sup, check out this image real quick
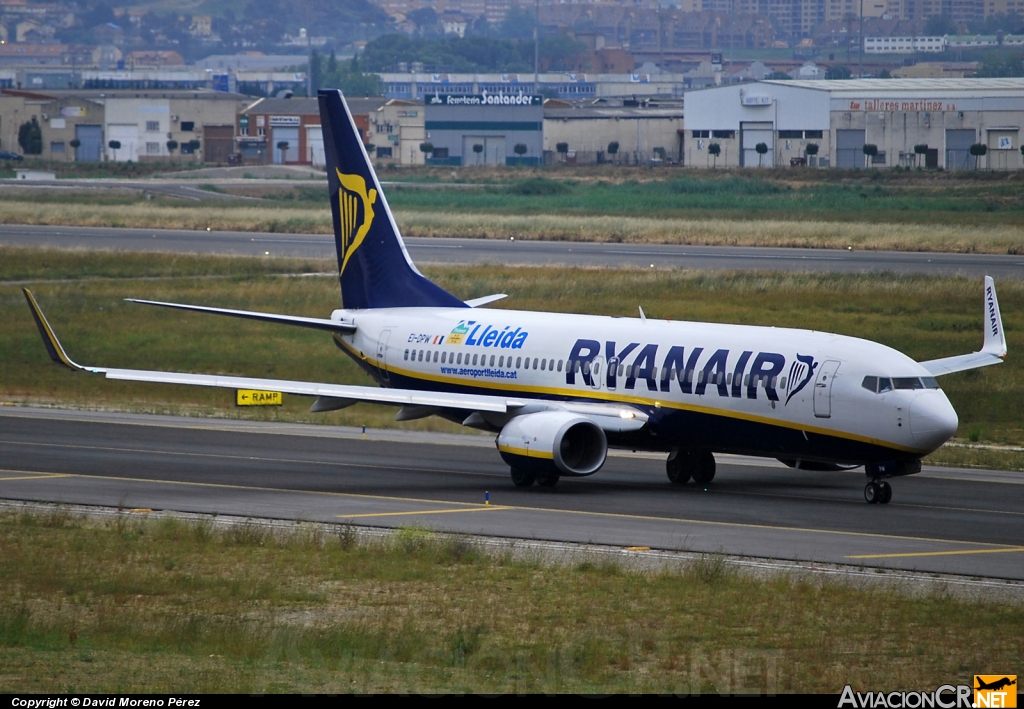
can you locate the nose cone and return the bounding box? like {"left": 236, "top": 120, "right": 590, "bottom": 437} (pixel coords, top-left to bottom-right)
{"left": 909, "top": 393, "right": 958, "bottom": 451}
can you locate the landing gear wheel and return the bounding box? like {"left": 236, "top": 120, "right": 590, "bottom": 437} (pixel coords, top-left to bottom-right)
{"left": 691, "top": 450, "right": 716, "bottom": 485}
{"left": 879, "top": 481, "right": 892, "bottom": 504}
{"left": 536, "top": 471, "right": 560, "bottom": 487}
{"left": 510, "top": 467, "right": 536, "bottom": 487}
{"left": 864, "top": 480, "right": 881, "bottom": 504}
{"left": 666, "top": 451, "right": 691, "bottom": 484}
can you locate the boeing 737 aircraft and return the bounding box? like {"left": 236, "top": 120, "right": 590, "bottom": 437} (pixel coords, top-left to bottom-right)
{"left": 24, "top": 89, "right": 1008, "bottom": 504}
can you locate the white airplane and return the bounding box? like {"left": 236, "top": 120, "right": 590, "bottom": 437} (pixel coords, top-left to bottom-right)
{"left": 24, "top": 90, "right": 1008, "bottom": 504}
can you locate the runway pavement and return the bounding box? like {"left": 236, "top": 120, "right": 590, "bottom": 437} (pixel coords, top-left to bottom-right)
{"left": 2, "top": 224, "right": 1022, "bottom": 279}
{"left": 1, "top": 407, "right": 1021, "bottom": 581}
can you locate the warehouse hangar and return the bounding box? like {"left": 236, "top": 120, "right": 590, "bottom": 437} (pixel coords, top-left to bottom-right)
{"left": 424, "top": 92, "right": 543, "bottom": 167}
{"left": 684, "top": 78, "right": 1024, "bottom": 171}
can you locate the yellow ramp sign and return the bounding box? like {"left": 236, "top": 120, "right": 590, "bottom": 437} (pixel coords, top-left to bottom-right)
{"left": 236, "top": 389, "right": 283, "bottom": 406}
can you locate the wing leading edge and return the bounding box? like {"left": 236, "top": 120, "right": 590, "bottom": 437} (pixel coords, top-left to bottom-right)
{"left": 919, "top": 276, "right": 1008, "bottom": 377}
{"left": 23, "top": 289, "right": 648, "bottom": 431}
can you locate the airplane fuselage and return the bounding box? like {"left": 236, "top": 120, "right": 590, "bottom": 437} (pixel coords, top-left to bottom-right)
{"left": 335, "top": 307, "right": 959, "bottom": 466}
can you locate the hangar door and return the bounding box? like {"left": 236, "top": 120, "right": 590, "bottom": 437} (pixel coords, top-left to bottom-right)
{"left": 945, "top": 129, "right": 977, "bottom": 170}
{"left": 203, "top": 125, "right": 234, "bottom": 164}
{"left": 306, "top": 125, "right": 325, "bottom": 166}
{"left": 462, "top": 136, "right": 505, "bottom": 166}
{"left": 836, "top": 130, "right": 865, "bottom": 169}
{"left": 272, "top": 127, "right": 299, "bottom": 164}
{"left": 740, "top": 122, "right": 774, "bottom": 167}
{"left": 74, "top": 124, "right": 102, "bottom": 162}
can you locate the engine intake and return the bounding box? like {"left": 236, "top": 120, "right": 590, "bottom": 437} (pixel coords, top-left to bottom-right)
{"left": 497, "top": 411, "right": 607, "bottom": 477}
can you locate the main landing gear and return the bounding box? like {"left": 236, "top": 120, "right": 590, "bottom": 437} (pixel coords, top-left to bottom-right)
{"left": 864, "top": 479, "right": 892, "bottom": 504}
{"left": 510, "top": 468, "right": 560, "bottom": 488}
{"left": 666, "top": 449, "right": 716, "bottom": 486}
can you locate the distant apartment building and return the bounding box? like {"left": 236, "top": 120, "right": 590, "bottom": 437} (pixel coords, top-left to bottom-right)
{"left": 864, "top": 35, "right": 946, "bottom": 52}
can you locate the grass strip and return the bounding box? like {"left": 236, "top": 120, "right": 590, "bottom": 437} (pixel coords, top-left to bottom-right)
{"left": 0, "top": 509, "right": 1020, "bottom": 693}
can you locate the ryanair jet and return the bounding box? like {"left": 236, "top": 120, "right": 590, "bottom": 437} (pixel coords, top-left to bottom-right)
{"left": 24, "top": 90, "right": 1008, "bottom": 504}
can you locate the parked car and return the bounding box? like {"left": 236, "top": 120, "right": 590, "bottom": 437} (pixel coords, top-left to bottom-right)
{"left": 0, "top": 150, "right": 25, "bottom": 161}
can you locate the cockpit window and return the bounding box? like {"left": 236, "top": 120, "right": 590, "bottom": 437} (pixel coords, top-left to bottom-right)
{"left": 893, "top": 377, "right": 923, "bottom": 390}
{"left": 862, "top": 376, "right": 940, "bottom": 393}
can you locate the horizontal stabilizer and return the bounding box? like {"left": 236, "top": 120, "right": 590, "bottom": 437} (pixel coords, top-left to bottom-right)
{"left": 465, "top": 294, "right": 508, "bottom": 308}
{"left": 126, "top": 299, "right": 356, "bottom": 334}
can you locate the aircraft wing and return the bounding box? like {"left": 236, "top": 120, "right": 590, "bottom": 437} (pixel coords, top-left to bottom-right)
{"left": 24, "top": 289, "right": 647, "bottom": 430}
{"left": 919, "top": 276, "right": 1007, "bottom": 377}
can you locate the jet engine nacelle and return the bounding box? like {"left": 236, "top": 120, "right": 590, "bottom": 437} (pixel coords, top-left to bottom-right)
{"left": 497, "top": 411, "right": 607, "bottom": 477}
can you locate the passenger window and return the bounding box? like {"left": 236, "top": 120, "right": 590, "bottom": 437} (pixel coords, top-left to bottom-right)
{"left": 862, "top": 376, "right": 878, "bottom": 393}
{"left": 489, "top": 355, "right": 495, "bottom": 366}
{"left": 473, "top": 354, "right": 479, "bottom": 365}
{"left": 878, "top": 378, "right": 892, "bottom": 393}
{"left": 618, "top": 363, "right": 625, "bottom": 376}
{"left": 557, "top": 360, "right": 563, "bottom": 372}
{"left": 516, "top": 357, "right": 522, "bottom": 368}
{"left": 593, "top": 361, "right": 600, "bottom": 375}
{"left": 780, "top": 376, "right": 787, "bottom": 389}
{"left": 533, "top": 358, "right": 539, "bottom": 369}
{"left": 540, "top": 359, "right": 546, "bottom": 371}
{"left": 404, "top": 349, "right": 409, "bottom": 360}
{"left": 524, "top": 358, "right": 530, "bottom": 370}
{"left": 549, "top": 359, "right": 555, "bottom": 371}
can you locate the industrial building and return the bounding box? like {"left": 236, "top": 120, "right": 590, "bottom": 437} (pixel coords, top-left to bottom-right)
{"left": 0, "top": 88, "right": 247, "bottom": 163}
{"left": 423, "top": 93, "right": 544, "bottom": 167}
{"left": 543, "top": 99, "right": 685, "bottom": 165}
{"left": 683, "top": 78, "right": 1024, "bottom": 170}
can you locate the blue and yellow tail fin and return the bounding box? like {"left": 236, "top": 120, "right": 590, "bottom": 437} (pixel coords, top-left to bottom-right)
{"left": 317, "top": 89, "right": 466, "bottom": 310}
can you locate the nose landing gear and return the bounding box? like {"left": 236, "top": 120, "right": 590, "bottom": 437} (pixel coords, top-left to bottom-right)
{"left": 864, "top": 479, "right": 892, "bottom": 504}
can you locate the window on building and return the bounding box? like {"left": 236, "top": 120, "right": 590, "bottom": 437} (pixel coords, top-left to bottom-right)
{"left": 50, "top": 141, "right": 65, "bottom": 153}
{"left": 145, "top": 121, "right": 160, "bottom": 132}
{"left": 432, "top": 147, "right": 448, "bottom": 158}
{"left": 712, "top": 130, "right": 735, "bottom": 139}
{"left": 872, "top": 151, "right": 886, "bottom": 164}
{"left": 146, "top": 142, "right": 160, "bottom": 155}
{"left": 180, "top": 121, "right": 195, "bottom": 132}
{"left": 181, "top": 142, "right": 196, "bottom": 155}
{"left": 778, "top": 130, "right": 802, "bottom": 139}
{"left": 376, "top": 146, "right": 393, "bottom": 158}
{"left": 805, "top": 130, "right": 824, "bottom": 139}
{"left": 691, "top": 130, "right": 710, "bottom": 138}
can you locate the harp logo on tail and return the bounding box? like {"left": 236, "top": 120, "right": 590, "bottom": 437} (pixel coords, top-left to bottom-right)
{"left": 337, "top": 168, "right": 377, "bottom": 275}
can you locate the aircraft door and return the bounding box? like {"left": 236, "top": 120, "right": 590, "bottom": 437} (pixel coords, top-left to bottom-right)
{"left": 606, "top": 356, "right": 619, "bottom": 390}
{"left": 376, "top": 330, "right": 391, "bottom": 381}
{"left": 813, "top": 360, "right": 841, "bottom": 418}
{"left": 589, "top": 356, "right": 604, "bottom": 390}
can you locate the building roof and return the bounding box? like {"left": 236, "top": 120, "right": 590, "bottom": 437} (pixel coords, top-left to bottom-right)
{"left": 242, "top": 96, "right": 387, "bottom": 116}
{"left": 1, "top": 88, "right": 247, "bottom": 101}
{"left": 761, "top": 78, "right": 1024, "bottom": 94}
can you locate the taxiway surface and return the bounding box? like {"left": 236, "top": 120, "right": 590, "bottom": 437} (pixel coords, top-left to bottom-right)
{"left": 1, "top": 408, "right": 1021, "bottom": 581}
{"left": 2, "top": 225, "right": 1022, "bottom": 279}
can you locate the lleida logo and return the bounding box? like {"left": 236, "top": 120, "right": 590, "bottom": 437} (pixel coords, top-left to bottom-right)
{"left": 975, "top": 676, "right": 1017, "bottom": 708}
{"left": 336, "top": 168, "right": 377, "bottom": 275}
{"left": 446, "top": 321, "right": 528, "bottom": 349}
{"left": 446, "top": 321, "right": 470, "bottom": 345}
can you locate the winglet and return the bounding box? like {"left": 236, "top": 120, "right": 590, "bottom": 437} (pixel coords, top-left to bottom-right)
{"left": 982, "top": 276, "right": 1007, "bottom": 357}
{"left": 23, "top": 288, "right": 93, "bottom": 372}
